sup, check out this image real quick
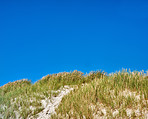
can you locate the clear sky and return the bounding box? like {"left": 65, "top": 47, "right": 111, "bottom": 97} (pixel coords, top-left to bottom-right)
{"left": 0, "top": 0, "right": 148, "bottom": 86}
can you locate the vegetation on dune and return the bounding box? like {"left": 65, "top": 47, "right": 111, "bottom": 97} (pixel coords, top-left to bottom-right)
{"left": 0, "top": 70, "right": 104, "bottom": 118}
{"left": 52, "top": 70, "right": 148, "bottom": 119}
{"left": 0, "top": 69, "right": 148, "bottom": 119}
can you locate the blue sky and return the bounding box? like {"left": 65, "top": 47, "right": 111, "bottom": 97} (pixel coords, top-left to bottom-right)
{"left": 0, "top": 0, "right": 148, "bottom": 86}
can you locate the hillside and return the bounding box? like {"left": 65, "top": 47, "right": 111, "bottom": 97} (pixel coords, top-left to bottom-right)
{"left": 0, "top": 70, "right": 148, "bottom": 119}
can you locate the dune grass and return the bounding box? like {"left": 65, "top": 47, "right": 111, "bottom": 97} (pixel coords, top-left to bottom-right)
{"left": 0, "top": 70, "right": 147, "bottom": 118}
{"left": 0, "top": 70, "right": 104, "bottom": 119}
{"left": 51, "top": 70, "right": 148, "bottom": 119}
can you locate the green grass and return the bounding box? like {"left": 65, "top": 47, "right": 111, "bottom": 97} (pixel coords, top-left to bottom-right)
{"left": 0, "top": 70, "right": 147, "bottom": 119}
{"left": 0, "top": 70, "right": 103, "bottom": 118}
{"left": 51, "top": 70, "right": 148, "bottom": 119}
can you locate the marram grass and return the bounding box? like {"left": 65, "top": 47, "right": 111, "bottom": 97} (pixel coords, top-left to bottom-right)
{"left": 0, "top": 70, "right": 148, "bottom": 119}
{"left": 52, "top": 70, "right": 148, "bottom": 119}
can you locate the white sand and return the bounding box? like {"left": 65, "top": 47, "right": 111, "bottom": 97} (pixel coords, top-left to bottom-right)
{"left": 36, "top": 86, "right": 73, "bottom": 119}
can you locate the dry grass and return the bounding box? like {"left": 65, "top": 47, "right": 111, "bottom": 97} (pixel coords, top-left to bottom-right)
{"left": 0, "top": 70, "right": 103, "bottom": 118}
{"left": 0, "top": 69, "right": 147, "bottom": 119}
{"left": 51, "top": 70, "right": 148, "bottom": 119}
